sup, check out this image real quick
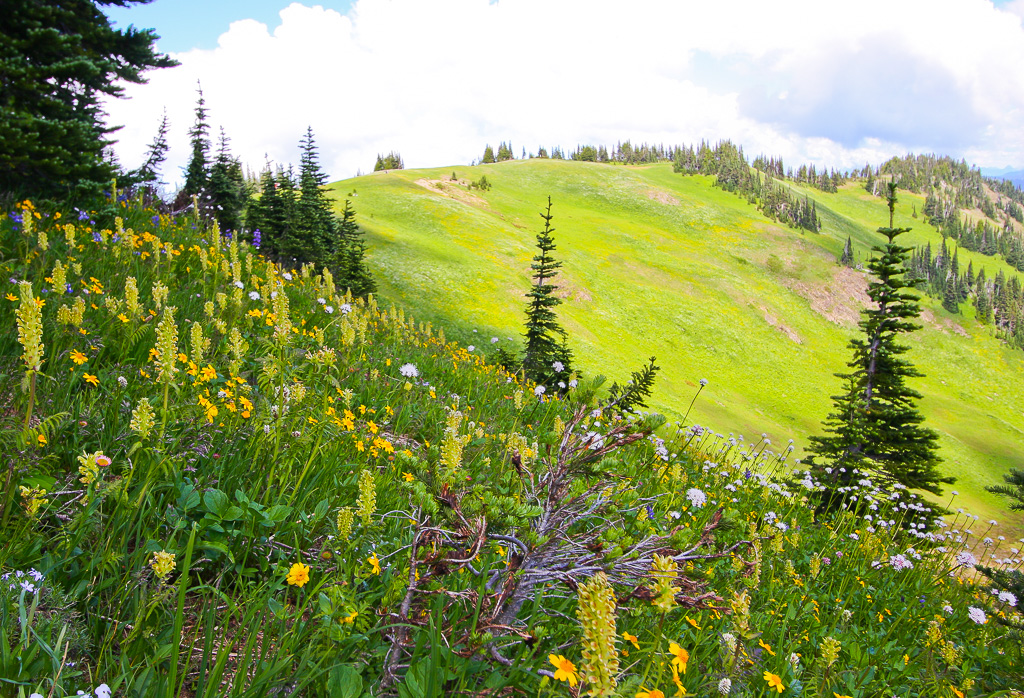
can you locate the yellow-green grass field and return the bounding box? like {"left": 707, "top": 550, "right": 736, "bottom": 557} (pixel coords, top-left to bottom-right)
{"left": 329, "top": 159, "right": 1024, "bottom": 537}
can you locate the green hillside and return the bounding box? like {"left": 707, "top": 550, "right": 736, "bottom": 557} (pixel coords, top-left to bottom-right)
{"left": 329, "top": 159, "right": 1024, "bottom": 533}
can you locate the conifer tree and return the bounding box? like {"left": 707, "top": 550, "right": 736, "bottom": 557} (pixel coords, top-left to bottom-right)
{"left": 183, "top": 83, "right": 211, "bottom": 198}
{"left": 521, "top": 197, "right": 574, "bottom": 390}
{"left": 335, "top": 199, "right": 376, "bottom": 298}
{"left": 807, "top": 184, "right": 950, "bottom": 500}
{"left": 127, "top": 109, "right": 170, "bottom": 190}
{"left": 840, "top": 236, "right": 854, "bottom": 267}
{"left": 207, "top": 128, "right": 247, "bottom": 234}
{"left": 296, "top": 126, "right": 337, "bottom": 266}
{"left": 482, "top": 145, "right": 496, "bottom": 164}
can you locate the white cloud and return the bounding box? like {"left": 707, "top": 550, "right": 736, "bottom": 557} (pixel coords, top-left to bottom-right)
{"left": 103, "top": 0, "right": 1024, "bottom": 189}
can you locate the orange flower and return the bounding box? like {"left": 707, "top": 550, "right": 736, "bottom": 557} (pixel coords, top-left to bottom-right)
{"left": 548, "top": 654, "right": 579, "bottom": 687}
{"left": 669, "top": 642, "right": 689, "bottom": 673}
{"left": 636, "top": 689, "right": 665, "bottom": 698}
{"left": 763, "top": 671, "right": 785, "bottom": 693}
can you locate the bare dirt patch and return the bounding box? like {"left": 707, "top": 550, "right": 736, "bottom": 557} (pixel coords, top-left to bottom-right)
{"left": 759, "top": 306, "right": 802, "bottom": 344}
{"left": 414, "top": 178, "right": 487, "bottom": 208}
{"left": 786, "top": 266, "right": 870, "bottom": 327}
{"left": 920, "top": 308, "right": 969, "bottom": 336}
{"left": 644, "top": 188, "right": 680, "bottom": 206}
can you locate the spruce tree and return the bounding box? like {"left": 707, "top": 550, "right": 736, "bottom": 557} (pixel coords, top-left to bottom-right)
{"left": 482, "top": 145, "right": 496, "bottom": 164}
{"left": 807, "top": 184, "right": 950, "bottom": 499}
{"left": 335, "top": 199, "right": 376, "bottom": 298}
{"left": 521, "top": 197, "right": 573, "bottom": 390}
{"left": 127, "top": 109, "right": 170, "bottom": 190}
{"left": 840, "top": 236, "right": 854, "bottom": 267}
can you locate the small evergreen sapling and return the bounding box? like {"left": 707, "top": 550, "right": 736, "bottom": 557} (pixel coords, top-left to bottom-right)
{"left": 521, "top": 197, "right": 574, "bottom": 390}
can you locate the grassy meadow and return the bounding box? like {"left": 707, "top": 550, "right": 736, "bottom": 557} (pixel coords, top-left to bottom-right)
{"left": 331, "top": 160, "right": 1024, "bottom": 534}
{"left": 0, "top": 183, "right": 1021, "bottom": 697}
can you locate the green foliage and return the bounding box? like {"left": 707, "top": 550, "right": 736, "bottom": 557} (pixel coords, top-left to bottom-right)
{"left": 604, "top": 356, "right": 660, "bottom": 413}
{"left": 0, "top": 0, "right": 176, "bottom": 201}
{"left": 207, "top": 128, "right": 248, "bottom": 234}
{"left": 807, "top": 184, "right": 949, "bottom": 498}
{"left": 468, "top": 174, "right": 491, "bottom": 191}
{"left": 0, "top": 192, "right": 1020, "bottom": 695}
{"left": 374, "top": 152, "right": 404, "bottom": 171}
{"left": 481, "top": 145, "right": 495, "bottom": 164}
{"left": 521, "top": 197, "right": 574, "bottom": 390}
{"left": 334, "top": 199, "right": 375, "bottom": 299}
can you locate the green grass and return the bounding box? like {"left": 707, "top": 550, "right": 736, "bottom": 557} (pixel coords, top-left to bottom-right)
{"left": 331, "top": 160, "right": 1024, "bottom": 534}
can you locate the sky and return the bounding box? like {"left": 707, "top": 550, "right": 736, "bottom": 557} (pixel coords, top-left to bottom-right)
{"left": 102, "top": 0, "right": 1024, "bottom": 188}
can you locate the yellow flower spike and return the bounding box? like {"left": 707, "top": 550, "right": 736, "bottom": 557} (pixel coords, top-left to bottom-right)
{"left": 286, "top": 562, "right": 310, "bottom": 587}
{"left": 548, "top": 654, "right": 579, "bottom": 687}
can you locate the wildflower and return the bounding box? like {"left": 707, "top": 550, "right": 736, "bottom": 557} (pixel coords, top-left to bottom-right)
{"left": 758, "top": 639, "right": 776, "bottom": 656}
{"left": 15, "top": 281, "right": 44, "bottom": 375}
{"left": 340, "top": 303, "right": 352, "bottom": 314}
{"left": 577, "top": 572, "right": 619, "bottom": 694}
{"left": 636, "top": 689, "right": 665, "bottom": 698}
{"left": 467, "top": 345, "right": 475, "bottom": 351}
{"left": 368, "top": 552, "right": 381, "bottom": 575}
{"left": 342, "top": 610, "right": 358, "bottom": 623}
{"left": 552, "top": 360, "right": 564, "bottom": 372}
{"left": 955, "top": 551, "right": 977, "bottom": 567}
{"left": 19, "top": 486, "right": 49, "bottom": 518}
{"left": 763, "top": 671, "right": 785, "bottom": 693}
{"left": 967, "top": 606, "right": 987, "bottom": 624}
{"left": 668, "top": 642, "right": 689, "bottom": 673}
{"left": 685, "top": 488, "right": 707, "bottom": 508}
{"left": 325, "top": 305, "right": 334, "bottom": 313}
{"left": 117, "top": 375, "right": 128, "bottom": 388}
{"left": 942, "top": 604, "right": 954, "bottom": 614}
{"left": 998, "top": 590, "right": 1017, "bottom": 607}
{"left": 286, "top": 562, "right": 310, "bottom": 587}
{"left": 717, "top": 678, "right": 732, "bottom": 695}
{"left": 400, "top": 362, "right": 419, "bottom": 378}
{"left": 623, "top": 631, "right": 639, "bottom": 649}
{"left": 534, "top": 385, "right": 545, "bottom": 396}
{"left": 549, "top": 654, "right": 579, "bottom": 687}
{"left": 70, "top": 349, "right": 88, "bottom": 365}
{"left": 402, "top": 472, "right": 414, "bottom": 482}
{"left": 151, "top": 550, "right": 176, "bottom": 582}
{"left": 821, "top": 636, "right": 841, "bottom": 667}
{"left": 130, "top": 398, "right": 156, "bottom": 439}
{"left": 651, "top": 554, "right": 681, "bottom": 612}
{"left": 356, "top": 469, "right": 377, "bottom": 525}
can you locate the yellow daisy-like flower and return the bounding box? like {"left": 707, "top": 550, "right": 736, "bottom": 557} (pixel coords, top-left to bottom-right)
{"left": 763, "top": 671, "right": 785, "bottom": 693}
{"left": 70, "top": 349, "right": 88, "bottom": 365}
{"left": 5, "top": 293, "right": 17, "bottom": 302}
{"left": 759, "top": 639, "right": 777, "bottom": 656}
{"left": 669, "top": 642, "right": 689, "bottom": 673}
{"left": 623, "top": 631, "right": 639, "bottom": 649}
{"left": 402, "top": 472, "right": 414, "bottom": 482}
{"left": 286, "top": 562, "right": 310, "bottom": 587}
{"left": 636, "top": 688, "right": 665, "bottom": 698}
{"left": 548, "top": 654, "right": 579, "bottom": 687}
{"left": 84, "top": 373, "right": 99, "bottom": 387}
{"left": 368, "top": 552, "right": 381, "bottom": 575}
{"left": 343, "top": 610, "right": 358, "bottom": 624}
{"left": 685, "top": 616, "right": 702, "bottom": 630}
{"left": 37, "top": 433, "right": 47, "bottom": 446}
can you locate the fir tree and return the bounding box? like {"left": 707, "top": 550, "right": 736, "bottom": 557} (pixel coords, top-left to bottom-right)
{"left": 207, "top": 127, "right": 247, "bottom": 234}
{"left": 127, "top": 109, "right": 170, "bottom": 190}
{"left": 482, "top": 145, "right": 496, "bottom": 164}
{"left": 183, "top": 83, "right": 211, "bottom": 198}
{"left": 807, "top": 184, "right": 950, "bottom": 502}
{"left": 840, "top": 236, "right": 854, "bottom": 267}
{"left": 0, "top": 1, "right": 176, "bottom": 200}
{"left": 521, "top": 197, "right": 573, "bottom": 390}
{"left": 296, "top": 126, "right": 337, "bottom": 267}
{"left": 335, "top": 199, "right": 376, "bottom": 298}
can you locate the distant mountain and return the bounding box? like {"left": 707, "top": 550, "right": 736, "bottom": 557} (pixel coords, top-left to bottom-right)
{"left": 981, "top": 166, "right": 1024, "bottom": 189}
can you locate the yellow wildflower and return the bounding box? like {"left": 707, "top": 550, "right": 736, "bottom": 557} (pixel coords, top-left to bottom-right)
{"left": 368, "top": 552, "right": 381, "bottom": 575}
{"left": 286, "top": 562, "right": 310, "bottom": 587}
{"left": 763, "top": 671, "right": 785, "bottom": 693}
{"left": 548, "top": 655, "right": 579, "bottom": 687}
